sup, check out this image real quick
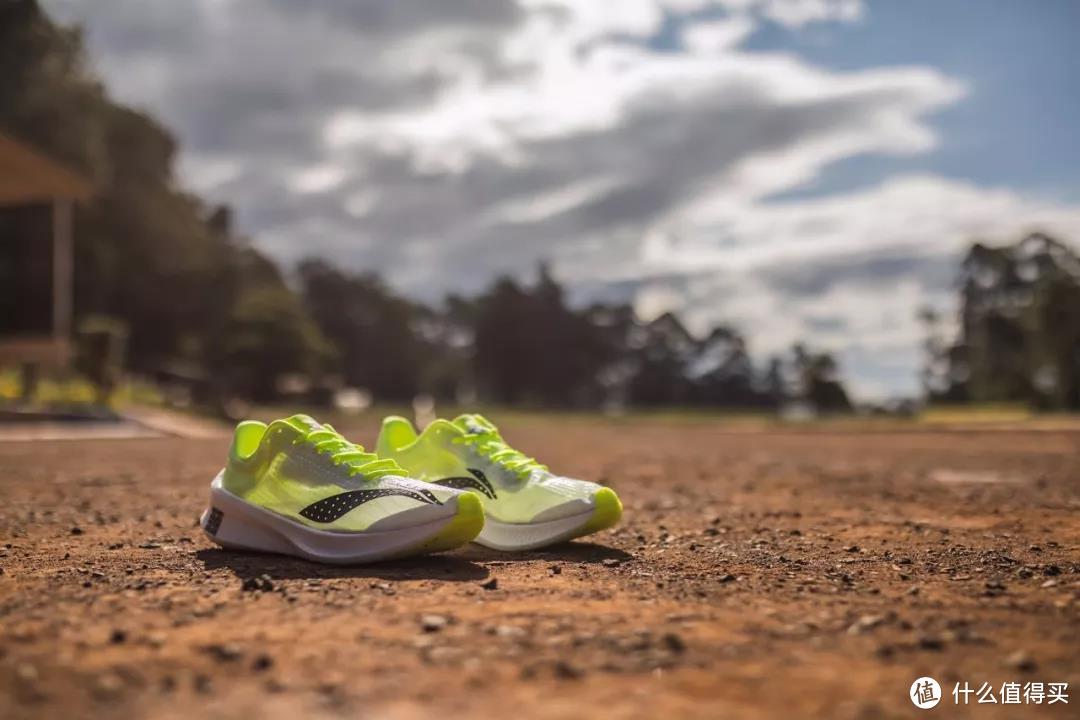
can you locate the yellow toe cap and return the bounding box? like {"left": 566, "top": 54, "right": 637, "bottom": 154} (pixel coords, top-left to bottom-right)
{"left": 416, "top": 492, "right": 485, "bottom": 553}
{"left": 581, "top": 487, "right": 623, "bottom": 535}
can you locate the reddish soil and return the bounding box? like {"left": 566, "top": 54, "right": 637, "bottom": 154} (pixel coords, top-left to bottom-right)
{"left": 1, "top": 416, "right": 1078, "bottom": 719}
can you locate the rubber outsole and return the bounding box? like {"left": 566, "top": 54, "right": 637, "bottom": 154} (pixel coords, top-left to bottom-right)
{"left": 475, "top": 487, "right": 623, "bottom": 551}
{"left": 200, "top": 472, "right": 483, "bottom": 564}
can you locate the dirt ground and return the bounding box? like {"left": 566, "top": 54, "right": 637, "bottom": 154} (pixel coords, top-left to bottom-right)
{"left": 1, "top": 416, "right": 1078, "bottom": 719}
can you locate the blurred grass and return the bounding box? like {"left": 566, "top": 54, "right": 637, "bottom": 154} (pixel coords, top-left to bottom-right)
{"left": 4, "top": 371, "right": 1077, "bottom": 432}
{"left": 917, "top": 404, "right": 1033, "bottom": 424}
{"left": 0, "top": 367, "right": 164, "bottom": 408}
{"left": 247, "top": 402, "right": 1080, "bottom": 435}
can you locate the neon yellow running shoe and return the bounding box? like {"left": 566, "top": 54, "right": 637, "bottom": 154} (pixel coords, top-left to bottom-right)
{"left": 200, "top": 414, "right": 483, "bottom": 564}
{"left": 376, "top": 413, "right": 622, "bottom": 551}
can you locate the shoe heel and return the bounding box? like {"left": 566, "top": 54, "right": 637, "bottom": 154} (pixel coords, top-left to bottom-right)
{"left": 201, "top": 486, "right": 293, "bottom": 555}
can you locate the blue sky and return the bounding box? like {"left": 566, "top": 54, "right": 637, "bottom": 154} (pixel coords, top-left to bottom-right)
{"left": 748, "top": 0, "right": 1080, "bottom": 201}
{"left": 44, "top": 0, "right": 1080, "bottom": 399}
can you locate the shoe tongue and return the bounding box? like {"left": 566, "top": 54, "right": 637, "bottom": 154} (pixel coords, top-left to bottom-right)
{"left": 282, "top": 414, "right": 324, "bottom": 433}
{"left": 451, "top": 414, "right": 496, "bottom": 437}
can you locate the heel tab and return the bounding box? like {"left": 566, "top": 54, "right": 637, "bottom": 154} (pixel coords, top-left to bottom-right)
{"left": 377, "top": 415, "right": 417, "bottom": 454}
{"left": 231, "top": 420, "right": 267, "bottom": 461}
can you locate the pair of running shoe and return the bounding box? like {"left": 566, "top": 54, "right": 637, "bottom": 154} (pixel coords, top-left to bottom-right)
{"left": 200, "top": 413, "right": 622, "bottom": 563}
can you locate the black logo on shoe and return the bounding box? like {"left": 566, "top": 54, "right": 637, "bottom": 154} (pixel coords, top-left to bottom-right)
{"left": 299, "top": 487, "right": 441, "bottom": 524}
{"left": 204, "top": 507, "right": 224, "bottom": 535}
{"left": 432, "top": 468, "right": 497, "bottom": 499}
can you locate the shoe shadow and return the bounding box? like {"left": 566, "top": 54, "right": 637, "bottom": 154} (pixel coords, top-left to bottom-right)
{"left": 457, "top": 540, "right": 633, "bottom": 565}
{"left": 194, "top": 548, "right": 490, "bottom": 582}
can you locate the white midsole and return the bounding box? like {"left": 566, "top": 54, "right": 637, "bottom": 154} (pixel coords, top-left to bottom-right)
{"left": 475, "top": 508, "right": 596, "bottom": 551}
{"left": 200, "top": 472, "right": 459, "bottom": 564}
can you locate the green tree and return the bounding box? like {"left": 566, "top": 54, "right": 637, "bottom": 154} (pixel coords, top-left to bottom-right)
{"left": 0, "top": 0, "right": 108, "bottom": 177}
{"left": 626, "top": 312, "right": 696, "bottom": 406}
{"left": 2, "top": 2, "right": 330, "bottom": 406}
{"left": 956, "top": 234, "right": 1080, "bottom": 408}
{"left": 792, "top": 343, "right": 852, "bottom": 413}
{"left": 299, "top": 260, "right": 430, "bottom": 401}
{"left": 213, "top": 253, "right": 334, "bottom": 401}
{"left": 471, "top": 265, "right": 612, "bottom": 406}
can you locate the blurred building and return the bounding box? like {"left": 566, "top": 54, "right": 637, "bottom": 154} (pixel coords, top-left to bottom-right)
{"left": 0, "top": 133, "right": 91, "bottom": 369}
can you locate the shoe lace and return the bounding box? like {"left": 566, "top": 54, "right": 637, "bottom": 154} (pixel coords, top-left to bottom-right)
{"left": 451, "top": 416, "right": 546, "bottom": 481}
{"left": 293, "top": 424, "right": 402, "bottom": 479}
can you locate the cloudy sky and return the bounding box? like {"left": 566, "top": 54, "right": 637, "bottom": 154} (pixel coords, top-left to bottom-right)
{"left": 44, "top": 0, "right": 1080, "bottom": 398}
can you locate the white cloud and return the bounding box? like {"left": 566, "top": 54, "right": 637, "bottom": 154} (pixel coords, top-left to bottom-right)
{"left": 755, "top": 0, "right": 863, "bottom": 27}
{"left": 682, "top": 16, "right": 757, "bottom": 53}
{"left": 291, "top": 164, "right": 347, "bottom": 194}
{"left": 480, "top": 176, "right": 623, "bottom": 225}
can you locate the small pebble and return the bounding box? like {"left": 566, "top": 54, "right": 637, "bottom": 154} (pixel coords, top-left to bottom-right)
{"left": 494, "top": 624, "right": 526, "bottom": 639}
{"left": 15, "top": 663, "right": 38, "bottom": 685}
{"left": 552, "top": 660, "right": 583, "bottom": 680}
{"left": 252, "top": 653, "right": 274, "bottom": 672}
{"left": 92, "top": 673, "right": 123, "bottom": 700}
{"left": 421, "top": 614, "right": 449, "bottom": 633}
{"left": 848, "top": 615, "right": 885, "bottom": 634}
{"left": 194, "top": 674, "right": 213, "bottom": 694}
{"left": 661, "top": 632, "right": 686, "bottom": 653}
{"left": 918, "top": 635, "right": 945, "bottom": 651}
{"left": 241, "top": 574, "right": 274, "bottom": 592}
{"left": 205, "top": 643, "right": 242, "bottom": 662}
{"left": 1005, "top": 650, "right": 1037, "bottom": 672}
